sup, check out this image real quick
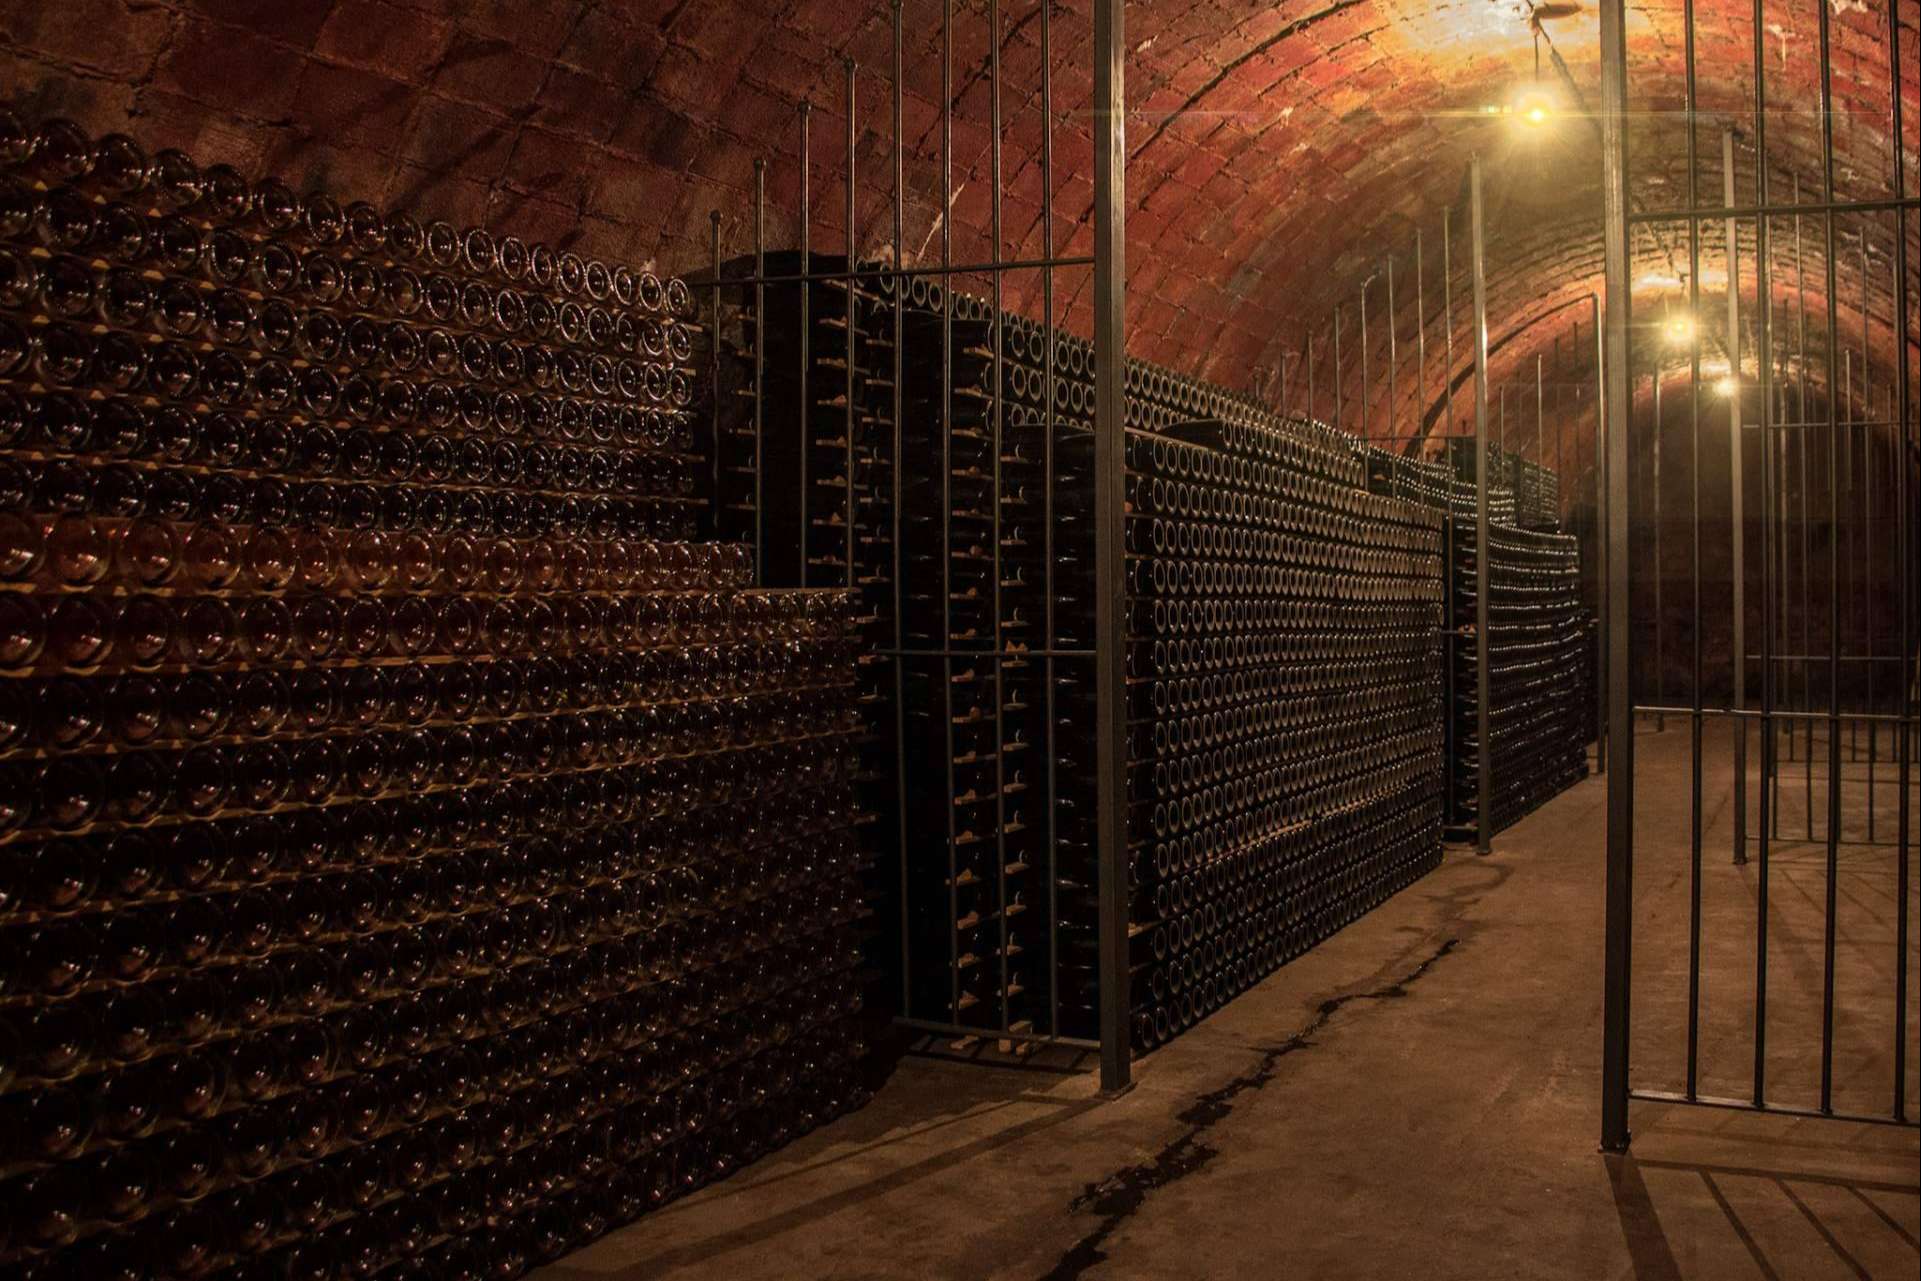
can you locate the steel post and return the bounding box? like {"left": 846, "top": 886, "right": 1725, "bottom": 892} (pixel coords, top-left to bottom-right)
{"left": 1599, "top": 0, "right": 1634, "bottom": 1155}
{"left": 1470, "top": 156, "right": 1493, "bottom": 855}
{"left": 1092, "top": 0, "right": 1131, "bottom": 1096}
{"left": 1725, "top": 128, "right": 1748, "bottom": 866}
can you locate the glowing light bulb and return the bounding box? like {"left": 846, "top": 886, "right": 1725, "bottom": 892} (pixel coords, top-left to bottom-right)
{"left": 1714, "top": 376, "right": 1738, "bottom": 398}
{"left": 1511, "top": 89, "right": 1555, "bottom": 129}
{"left": 1663, "top": 314, "right": 1695, "bottom": 345}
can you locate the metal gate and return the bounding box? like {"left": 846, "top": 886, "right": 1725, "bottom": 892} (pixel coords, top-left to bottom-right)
{"left": 1598, "top": 0, "right": 1919, "bottom": 1146}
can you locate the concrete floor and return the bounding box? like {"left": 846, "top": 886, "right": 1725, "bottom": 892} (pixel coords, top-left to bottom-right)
{"left": 536, "top": 725, "right": 1919, "bottom": 1281}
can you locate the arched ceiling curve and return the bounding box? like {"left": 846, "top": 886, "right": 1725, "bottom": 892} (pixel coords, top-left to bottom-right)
{"left": 1, "top": 0, "right": 1915, "bottom": 471}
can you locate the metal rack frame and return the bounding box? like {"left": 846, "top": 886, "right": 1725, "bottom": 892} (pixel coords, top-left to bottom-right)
{"left": 1599, "top": 0, "right": 1919, "bottom": 1149}
{"left": 701, "top": 0, "right": 1133, "bottom": 1092}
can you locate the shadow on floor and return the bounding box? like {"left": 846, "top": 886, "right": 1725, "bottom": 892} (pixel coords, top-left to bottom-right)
{"left": 1607, "top": 1147, "right": 1920, "bottom": 1281}
{"left": 544, "top": 1088, "right": 1109, "bottom": 1277}
{"left": 1607, "top": 1153, "right": 1687, "bottom": 1280}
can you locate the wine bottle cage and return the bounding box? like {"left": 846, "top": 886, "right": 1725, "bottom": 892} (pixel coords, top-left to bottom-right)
{"left": 0, "top": 114, "right": 873, "bottom": 1281}
{"left": 717, "top": 257, "right": 1478, "bottom": 1053}
{"left": 1438, "top": 521, "right": 1590, "bottom": 838}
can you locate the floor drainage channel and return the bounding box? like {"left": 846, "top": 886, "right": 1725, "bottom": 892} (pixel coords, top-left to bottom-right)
{"left": 1039, "top": 938, "right": 1462, "bottom": 1281}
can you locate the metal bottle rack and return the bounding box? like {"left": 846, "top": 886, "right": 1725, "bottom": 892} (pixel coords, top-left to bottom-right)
{"left": 714, "top": 265, "right": 1460, "bottom": 1053}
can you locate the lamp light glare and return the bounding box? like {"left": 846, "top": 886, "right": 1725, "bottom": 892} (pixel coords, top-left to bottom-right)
{"left": 1510, "top": 89, "right": 1555, "bottom": 129}
{"left": 1663, "top": 315, "right": 1695, "bottom": 345}
{"left": 1714, "top": 376, "right": 1737, "bottom": 398}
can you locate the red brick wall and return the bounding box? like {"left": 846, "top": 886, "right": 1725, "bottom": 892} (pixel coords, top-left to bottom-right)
{"left": 3, "top": 0, "right": 1913, "bottom": 470}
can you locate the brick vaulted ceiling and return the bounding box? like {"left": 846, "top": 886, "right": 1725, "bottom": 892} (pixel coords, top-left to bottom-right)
{"left": 1, "top": 0, "right": 1916, "bottom": 466}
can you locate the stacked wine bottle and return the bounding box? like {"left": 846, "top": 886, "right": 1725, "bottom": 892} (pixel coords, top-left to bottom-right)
{"left": 1508, "top": 457, "right": 1560, "bottom": 533}
{"left": 722, "top": 267, "right": 1094, "bottom": 1040}
{"left": 1364, "top": 442, "right": 1588, "bottom": 835}
{"left": 1058, "top": 408, "right": 1446, "bottom": 1049}
{"left": 889, "top": 286, "right": 1064, "bottom": 1036}
{"left": 715, "top": 255, "right": 907, "bottom": 1031}
{"left": 1443, "top": 519, "right": 1588, "bottom": 836}
{"left": 0, "top": 113, "right": 869, "bottom": 1280}
{"left": 1368, "top": 448, "right": 1520, "bottom": 528}
{"left": 1441, "top": 439, "right": 1540, "bottom": 529}
{"left": 720, "top": 265, "right": 1455, "bottom": 1051}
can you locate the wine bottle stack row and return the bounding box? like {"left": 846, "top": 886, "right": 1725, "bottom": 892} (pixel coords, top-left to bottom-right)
{"left": 1506, "top": 457, "right": 1560, "bottom": 533}
{"left": 714, "top": 254, "right": 905, "bottom": 1039}
{"left": 0, "top": 114, "right": 871, "bottom": 1281}
{"left": 1441, "top": 440, "right": 1545, "bottom": 530}
{"left": 1058, "top": 407, "right": 1447, "bottom": 1051}
{"left": 721, "top": 258, "right": 1453, "bottom": 1052}
{"left": 1124, "top": 358, "right": 1370, "bottom": 493}
{"left": 1450, "top": 442, "right": 1560, "bottom": 533}
{"left": 1365, "top": 448, "right": 1520, "bottom": 528}
{"left": 890, "top": 300, "right": 1405, "bottom": 1044}
{"left": 1, "top": 112, "right": 710, "bottom": 548}
{"left": 1442, "top": 521, "right": 1589, "bottom": 836}
{"left": 718, "top": 261, "right": 1108, "bottom": 1039}
{"left": 889, "top": 285, "right": 1079, "bottom": 1036}
{"left": 1359, "top": 439, "right": 1586, "bottom": 836}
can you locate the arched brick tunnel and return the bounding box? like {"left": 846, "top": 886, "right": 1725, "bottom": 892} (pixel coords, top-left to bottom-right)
{"left": 3, "top": 0, "right": 1913, "bottom": 472}
{"left": 2, "top": 6, "right": 1920, "bottom": 1275}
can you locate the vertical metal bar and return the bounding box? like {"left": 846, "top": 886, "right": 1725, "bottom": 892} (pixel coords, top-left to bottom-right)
{"left": 1334, "top": 304, "right": 1344, "bottom": 432}
{"left": 1726, "top": 128, "right": 1748, "bottom": 866}
{"left": 1778, "top": 363, "right": 1793, "bottom": 794}
{"left": 940, "top": 0, "right": 960, "bottom": 1027}
{"left": 1863, "top": 253, "right": 1876, "bottom": 837}
{"left": 1040, "top": 0, "right": 1059, "bottom": 1040}
{"left": 1599, "top": 0, "right": 1633, "bottom": 1154}
{"left": 890, "top": 0, "right": 910, "bottom": 1021}
{"left": 1683, "top": 0, "right": 1703, "bottom": 1102}
{"left": 1471, "top": 156, "right": 1493, "bottom": 855}
{"left": 1445, "top": 215, "right": 1457, "bottom": 441}
{"left": 1654, "top": 369, "right": 1664, "bottom": 728}
{"left": 988, "top": 0, "right": 1010, "bottom": 1032}
{"left": 1308, "top": 333, "right": 1317, "bottom": 422}
{"left": 1890, "top": 0, "right": 1912, "bottom": 1122}
{"left": 1752, "top": 1, "right": 1777, "bottom": 1110}
{"left": 800, "top": 101, "right": 813, "bottom": 587}
{"left": 1843, "top": 349, "right": 1856, "bottom": 770}
{"left": 845, "top": 60, "right": 858, "bottom": 589}
{"left": 1417, "top": 229, "right": 1428, "bottom": 457}
{"left": 1778, "top": 353, "right": 1792, "bottom": 815}
{"left": 1862, "top": 284, "right": 1876, "bottom": 798}
{"left": 1797, "top": 174, "right": 1813, "bottom": 841}
{"left": 1685, "top": 0, "right": 1703, "bottom": 1097}
{"left": 710, "top": 211, "right": 724, "bottom": 540}
{"left": 1556, "top": 336, "right": 1565, "bottom": 512}
{"left": 754, "top": 159, "right": 767, "bottom": 581}
{"left": 1361, "top": 274, "right": 1372, "bottom": 440}
{"left": 1817, "top": 0, "right": 1841, "bottom": 1115}
{"left": 1856, "top": 244, "right": 1871, "bottom": 766}
{"left": 1092, "top": 0, "right": 1132, "bottom": 1095}
{"left": 1596, "top": 295, "right": 1608, "bottom": 774}
{"left": 1388, "top": 256, "right": 1399, "bottom": 443}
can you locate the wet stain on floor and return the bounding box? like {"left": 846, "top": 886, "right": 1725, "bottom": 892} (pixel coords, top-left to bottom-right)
{"left": 1038, "top": 937, "right": 1461, "bottom": 1281}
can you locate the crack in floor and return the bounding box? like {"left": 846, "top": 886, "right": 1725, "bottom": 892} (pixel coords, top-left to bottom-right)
{"left": 1037, "top": 937, "right": 1461, "bottom": 1281}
